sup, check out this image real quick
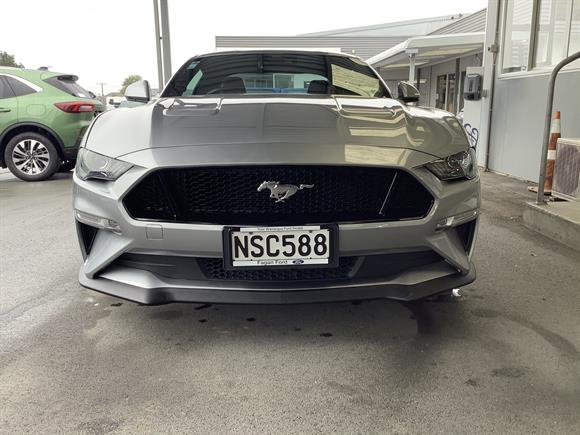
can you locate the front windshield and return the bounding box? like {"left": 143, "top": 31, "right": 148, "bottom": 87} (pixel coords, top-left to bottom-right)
{"left": 163, "top": 52, "right": 390, "bottom": 98}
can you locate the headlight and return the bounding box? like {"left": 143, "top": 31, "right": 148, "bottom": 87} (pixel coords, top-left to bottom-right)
{"left": 76, "top": 148, "right": 132, "bottom": 181}
{"left": 425, "top": 148, "right": 477, "bottom": 181}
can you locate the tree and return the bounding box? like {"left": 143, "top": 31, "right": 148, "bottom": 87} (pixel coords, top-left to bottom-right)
{"left": 120, "top": 75, "right": 142, "bottom": 94}
{"left": 0, "top": 51, "right": 24, "bottom": 68}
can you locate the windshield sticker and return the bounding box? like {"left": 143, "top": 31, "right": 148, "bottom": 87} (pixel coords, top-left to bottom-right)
{"left": 331, "top": 64, "right": 379, "bottom": 97}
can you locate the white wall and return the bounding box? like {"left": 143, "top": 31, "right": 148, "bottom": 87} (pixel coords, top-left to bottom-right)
{"left": 482, "top": 0, "right": 580, "bottom": 181}
{"left": 487, "top": 68, "right": 580, "bottom": 181}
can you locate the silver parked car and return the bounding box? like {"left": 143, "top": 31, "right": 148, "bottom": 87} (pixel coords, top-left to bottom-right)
{"left": 73, "top": 50, "right": 479, "bottom": 305}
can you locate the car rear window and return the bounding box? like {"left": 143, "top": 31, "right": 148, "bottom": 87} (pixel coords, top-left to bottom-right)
{"left": 45, "top": 75, "right": 92, "bottom": 98}
{"left": 163, "top": 52, "right": 390, "bottom": 98}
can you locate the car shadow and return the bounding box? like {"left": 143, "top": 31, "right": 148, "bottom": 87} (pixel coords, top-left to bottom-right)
{"left": 90, "top": 294, "right": 471, "bottom": 387}
{"left": 100, "top": 295, "right": 470, "bottom": 344}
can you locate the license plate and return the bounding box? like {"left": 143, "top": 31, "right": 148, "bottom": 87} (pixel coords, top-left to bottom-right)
{"left": 223, "top": 225, "right": 337, "bottom": 268}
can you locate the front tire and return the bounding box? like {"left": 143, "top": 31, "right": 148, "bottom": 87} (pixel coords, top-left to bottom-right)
{"left": 4, "top": 133, "right": 60, "bottom": 181}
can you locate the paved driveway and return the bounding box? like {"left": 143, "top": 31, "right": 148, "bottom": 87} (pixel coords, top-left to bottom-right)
{"left": 1, "top": 171, "right": 579, "bottom": 434}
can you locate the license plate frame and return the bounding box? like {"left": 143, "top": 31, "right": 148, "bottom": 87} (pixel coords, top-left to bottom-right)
{"left": 222, "top": 224, "right": 338, "bottom": 270}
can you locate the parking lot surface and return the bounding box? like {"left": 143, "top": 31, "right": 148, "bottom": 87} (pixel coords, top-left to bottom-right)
{"left": 1, "top": 170, "right": 579, "bottom": 434}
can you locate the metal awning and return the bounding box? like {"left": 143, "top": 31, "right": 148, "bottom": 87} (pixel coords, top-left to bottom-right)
{"left": 367, "top": 32, "right": 485, "bottom": 81}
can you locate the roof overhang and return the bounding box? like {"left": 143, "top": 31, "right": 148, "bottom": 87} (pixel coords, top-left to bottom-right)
{"left": 367, "top": 32, "right": 484, "bottom": 69}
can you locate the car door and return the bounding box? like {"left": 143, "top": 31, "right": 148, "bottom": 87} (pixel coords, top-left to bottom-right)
{"left": 0, "top": 76, "right": 19, "bottom": 134}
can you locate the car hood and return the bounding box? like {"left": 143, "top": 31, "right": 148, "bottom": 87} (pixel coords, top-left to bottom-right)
{"left": 86, "top": 96, "right": 469, "bottom": 161}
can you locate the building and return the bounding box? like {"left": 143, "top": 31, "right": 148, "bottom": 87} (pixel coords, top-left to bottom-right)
{"left": 216, "top": 11, "right": 486, "bottom": 118}
{"left": 368, "top": 9, "right": 486, "bottom": 112}
{"left": 216, "top": 14, "right": 473, "bottom": 60}
{"left": 478, "top": 0, "right": 579, "bottom": 181}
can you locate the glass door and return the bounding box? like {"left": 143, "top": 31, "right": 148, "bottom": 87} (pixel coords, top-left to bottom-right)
{"left": 435, "top": 73, "right": 459, "bottom": 113}
{"left": 446, "top": 73, "right": 456, "bottom": 113}
{"left": 435, "top": 75, "right": 447, "bottom": 109}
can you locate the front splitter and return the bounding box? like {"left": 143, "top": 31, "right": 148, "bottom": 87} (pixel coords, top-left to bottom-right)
{"left": 79, "top": 264, "right": 475, "bottom": 305}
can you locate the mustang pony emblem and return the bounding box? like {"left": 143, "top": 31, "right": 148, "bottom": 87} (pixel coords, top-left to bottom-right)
{"left": 257, "top": 181, "right": 314, "bottom": 203}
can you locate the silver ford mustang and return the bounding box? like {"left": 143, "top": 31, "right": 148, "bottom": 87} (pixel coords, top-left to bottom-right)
{"left": 73, "top": 50, "right": 479, "bottom": 305}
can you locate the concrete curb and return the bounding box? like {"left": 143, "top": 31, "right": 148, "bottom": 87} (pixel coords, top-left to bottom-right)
{"left": 523, "top": 201, "right": 580, "bottom": 251}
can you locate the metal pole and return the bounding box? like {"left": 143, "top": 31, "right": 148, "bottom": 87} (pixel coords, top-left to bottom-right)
{"left": 97, "top": 83, "right": 106, "bottom": 97}
{"left": 536, "top": 50, "right": 580, "bottom": 204}
{"left": 480, "top": 0, "right": 501, "bottom": 171}
{"left": 454, "top": 58, "right": 460, "bottom": 115}
{"left": 159, "top": 0, "right": 172, "bottom": 85}
{"left": 408, "top": 54, "right": 416, "bottom": 84}
{"left": 153, "top": 0, "right": 164, "bottom": 90}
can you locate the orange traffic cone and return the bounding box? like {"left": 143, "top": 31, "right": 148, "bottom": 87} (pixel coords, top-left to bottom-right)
{"left": 544, "top": 111, "right": 561, "bottom": 194}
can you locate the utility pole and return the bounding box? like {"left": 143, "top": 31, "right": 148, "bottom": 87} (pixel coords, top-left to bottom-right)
{"left": 153, "top": 0, "right": 172, "bottom": 89}
{"left": 159, "top": 0, "right": 172, "bottom": 84}
{"left": 153, "top": 0, "right": 163, "bottom": 90}
{"left": 96, "top": 82, "right": 106, "bottom": 105}
{"left": 97, "top": 83, "right": 106, "bottom": 97}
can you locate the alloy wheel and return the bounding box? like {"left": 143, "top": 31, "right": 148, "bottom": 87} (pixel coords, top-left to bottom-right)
{"left": 11, "top": 139, "right": 51, "bottom": 175}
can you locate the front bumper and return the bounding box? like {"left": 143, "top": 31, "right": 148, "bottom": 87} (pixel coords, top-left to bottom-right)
{"left": 79, "top": 261, "right": 476, "bottom": 305}
{"left": 73, "top": 158, "right": 480, "bottom": 305}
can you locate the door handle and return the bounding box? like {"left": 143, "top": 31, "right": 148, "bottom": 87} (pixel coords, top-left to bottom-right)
{"left": 0, "top": 108, "right": 12, "bottom": 113}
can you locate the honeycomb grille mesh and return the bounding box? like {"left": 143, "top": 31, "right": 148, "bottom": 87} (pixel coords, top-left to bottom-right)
{"left": 198, "top": 257, "right": 357, "bottom": 281}
{"left": 123, "top": 166, "right": 433, "bottom": 225}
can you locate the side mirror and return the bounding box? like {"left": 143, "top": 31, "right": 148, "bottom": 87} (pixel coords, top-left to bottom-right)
{"left": 397, "top": 81, "right": 420, "bottom": 104}
{"left": 125, "top": 80, "right": 151, "bottom": 103}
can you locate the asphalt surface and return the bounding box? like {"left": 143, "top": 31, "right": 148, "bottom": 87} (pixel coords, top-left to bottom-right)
{"left": 1, "top": 170, "right": 579, "bottom": 434}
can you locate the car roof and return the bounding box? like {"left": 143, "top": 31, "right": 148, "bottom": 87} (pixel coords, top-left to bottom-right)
{"left": 0, "top": 67, "right": 72, "bottom": 80}
{"left": 193, "top": 49, "right": 363, "bottom": 61}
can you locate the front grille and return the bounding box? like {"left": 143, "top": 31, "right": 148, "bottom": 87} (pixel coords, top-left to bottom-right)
{"left": 198, "top": 257, "right": 357, "bottom": 281}
{"left": 123, "top": 166, "right": 433, "bottom": 225}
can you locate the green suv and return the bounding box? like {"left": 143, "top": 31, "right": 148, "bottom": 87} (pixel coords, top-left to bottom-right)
{"left": 0, "top": 68, "right": 103, "bottom": 181}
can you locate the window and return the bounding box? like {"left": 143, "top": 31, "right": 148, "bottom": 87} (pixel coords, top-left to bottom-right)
{"left": 4, "top": 76, "right": 37, "bottom": 97}
{"left": 435, "top": 73, "right": 457, "bottom": 113}
{"left": 447, "top": 73, "right": 456, "bottom": 113}
{"left": 163, "top": 52, "right": 389, "bottom": 98}
{"left": 0, "top": 77, "right": 15, "bottom": 99}
{"left": 534, "top": 0, "right": 578, "bottom": 67}
{"left": 502, "top": 0, "right": 580, "bottom": 73}
{"left": 44, "top": 75, "right": 92, "bottom": 98}
{"left": 568, "top": 0, "right": 580, "bottom": 54}
{"left": 435, "top": 75, "right": 447, "bottom": 110}
{"left": 502, "top": 0, "right": 534, "bottom": 73}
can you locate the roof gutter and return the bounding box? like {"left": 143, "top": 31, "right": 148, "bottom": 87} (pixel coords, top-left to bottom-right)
{"left": 367, "top": 32, "right": 485, "bottom": 67}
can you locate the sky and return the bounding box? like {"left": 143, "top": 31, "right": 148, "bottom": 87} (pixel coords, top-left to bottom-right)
{"left": 1, "top": 0, "right": 487, "bottom": 95}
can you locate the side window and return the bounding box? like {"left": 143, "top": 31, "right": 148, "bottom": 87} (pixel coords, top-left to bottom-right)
{"left": 0, "top": 77, "right": 16, "bottom": 99}
{"left": 501, "top": 0, "right": 534, "bottom": 73}
{"left": 5, "top": 77, "right": 37, "bottom": 97}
